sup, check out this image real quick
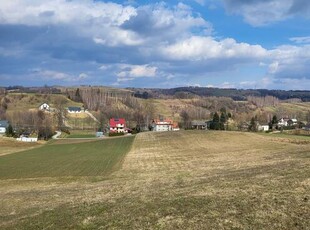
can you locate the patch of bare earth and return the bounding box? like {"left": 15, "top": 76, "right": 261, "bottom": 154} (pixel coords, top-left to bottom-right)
{"left": 1, "top": 131, "right": 309, "bottom": 229}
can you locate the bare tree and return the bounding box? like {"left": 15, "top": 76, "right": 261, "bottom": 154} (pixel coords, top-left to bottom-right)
{"left": 54, "top": 98, "right": 68, "bottom": 129}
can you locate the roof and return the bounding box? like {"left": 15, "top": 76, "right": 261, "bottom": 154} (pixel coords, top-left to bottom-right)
{"left": 68, "top": 106, "right": 81, "bottom": 112}
{"left": 0, "top": 120, "right": 9, "bottom": 128}
{"left": 191, "top": 120, "right": 207, "bottom": 126}
{"left": 110, "top": 118, "right": 126, "bottom": 127}
{"left": 153, "top": 119, "right": 173, "bottom": 125}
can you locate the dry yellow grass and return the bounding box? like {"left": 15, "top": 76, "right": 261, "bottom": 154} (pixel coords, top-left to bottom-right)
{"left": 1, "top": 131, "right": 309, "bottom": 229}
{"left": 67, "top": 112, "right": 89, "bottom": 119}
{"left": 0, "top": 137, "right": 42, "bottom": 156}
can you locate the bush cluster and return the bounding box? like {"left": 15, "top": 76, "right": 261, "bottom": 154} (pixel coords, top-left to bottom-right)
{"left": 109, "top": 132, "right": 125, "bottom": 137}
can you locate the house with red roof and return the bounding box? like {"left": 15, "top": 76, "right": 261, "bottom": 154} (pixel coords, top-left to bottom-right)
{"left": 109, "top": 118, "right": 127, "bottom": 133}
{"left": 152, "top": 119, "right": 179, "bottom": 132}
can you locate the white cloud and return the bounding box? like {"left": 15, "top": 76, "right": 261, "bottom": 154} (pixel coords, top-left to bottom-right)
{"left": 1, "top": 1, "right": 310, "bottom": 88}
{"left": 223, "top": 0, "right": 310, "bottom": 26}
{"left": 39, "top": 70, "right": 72, "bottom": 81}
{"left": 29, "top": 69, "right": 87, "bottom": 82}
{"left": 116, "top": 64, "right": 157, "bottom": 82}
{"left": 268, "top": 45, "right": 310, "bottom": 78}
{"left": 0, "top": 0, "right": 136, "bottom": 26}
{"left": 290, "top": 36, "right": 310, "bottom": 44}
{"left": 0, "top": 0, "right": 138, "bottom": 47}
{"left": 161, "top": 36, "right": 267, "bottom": 61}
{"left": 220, "top": 81, "right": 235, "bottom": 88}
{"left": 78, "top": 73, "right": 88, "bottom": 80}
{"left": 268, "top": 61, "right": 279, "bottom": 74}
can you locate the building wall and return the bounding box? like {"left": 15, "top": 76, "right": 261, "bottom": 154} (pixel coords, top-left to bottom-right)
{"left": 39, "top": 103, "right": 50, "bottom": 110}
{"left": 16, "top": 137, "right": 38, "bottom": 142}
{"left": 154, "top": 124, "right": 172, "bottom": 131}
{"left": 0, "top": 127, "right": 6, "bottom": 134}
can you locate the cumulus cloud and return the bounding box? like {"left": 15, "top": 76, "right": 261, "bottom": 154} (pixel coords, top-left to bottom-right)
{"left": 117, "top": 64, "right": 157, "bottom": 82}
{"left": 290, "top": 36, "right": 310, "bottom": 44}
{"left": 161, "top": 36, "right": 267, "bottom": 61}
{"left": 222, "top": 0, "right": 310, "bottom": 26}
{"left": 268, "top": 45, "right": 310, "bottom": 79}
{"left": 28, "top": 69, "right": 89, "bottom": 83}
{"left": 0, "top": 0, "right": 310, "bottom": 88}
{"left": 121, "top": 2, "right": 212, "bottom": 43}
{"left": 0, "top": 0, "right": 137, "bottom": 47}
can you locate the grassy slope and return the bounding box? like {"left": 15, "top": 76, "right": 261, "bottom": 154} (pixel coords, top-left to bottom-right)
{"left": 0, "top": 136, "right": 135, "bottom": 179}
{"left": 6, "top": 93, "right": 82, "bottom": 112}
{"left": 0, "top": 137, "right": 42, "bottom": 156}
{"left": 1, "top": 131, "right": 309, "bottom": 229}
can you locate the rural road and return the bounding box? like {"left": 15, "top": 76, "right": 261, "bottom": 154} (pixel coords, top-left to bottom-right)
{"left": 52, "top": 131, "right": 62, "bottom": 139}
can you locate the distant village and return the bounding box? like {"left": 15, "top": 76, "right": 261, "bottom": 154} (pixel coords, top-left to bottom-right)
{"left": 1, "top": 86, "right": 310, "bottom": 142}
{"left": 1, "top": 99, "right": 310, "bottom": 142}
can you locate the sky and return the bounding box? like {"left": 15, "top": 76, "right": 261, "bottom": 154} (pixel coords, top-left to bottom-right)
{"left": 0, "top": 0, "right": 310, "bottom": 90}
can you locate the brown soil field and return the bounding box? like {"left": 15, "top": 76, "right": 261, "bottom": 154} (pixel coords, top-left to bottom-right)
{"left": 0, "top": 131, "right": 309, "bottom": 229}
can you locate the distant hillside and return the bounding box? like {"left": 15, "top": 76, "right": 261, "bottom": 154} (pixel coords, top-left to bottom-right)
{"left": 130, "top": 87, "right": 310, "bottom": 102}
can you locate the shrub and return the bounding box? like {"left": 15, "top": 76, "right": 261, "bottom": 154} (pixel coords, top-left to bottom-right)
{"left": 109, "top": 132, "right": 125, "bottom": 137}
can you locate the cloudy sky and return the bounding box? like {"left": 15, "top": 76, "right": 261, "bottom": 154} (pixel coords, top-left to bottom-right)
{"left": 0, "top": 0, "right": 310, "bottom": 89}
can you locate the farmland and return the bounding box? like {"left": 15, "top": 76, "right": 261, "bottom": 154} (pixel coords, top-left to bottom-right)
{"left": 1, "top": 131, "right": 309, "bottom": 229}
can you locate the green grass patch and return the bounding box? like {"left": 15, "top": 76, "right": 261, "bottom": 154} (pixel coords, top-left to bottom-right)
{"left": 67, "top": 134, "right": 96, "bottom": 138}
{"left": 0, "top": 136, "right": 135, "bottom": 179}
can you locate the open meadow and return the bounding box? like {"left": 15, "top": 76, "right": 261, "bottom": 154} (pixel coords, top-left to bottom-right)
{"left": 0, "top": 131, "right": 309, "bottom": 229}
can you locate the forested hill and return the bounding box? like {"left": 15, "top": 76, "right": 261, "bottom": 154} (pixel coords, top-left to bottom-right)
{"left": 131, "top": 87, "right": 310, "bottom": 101}
{"left": 3, "top": 85, "right": 310, "bottom": 102}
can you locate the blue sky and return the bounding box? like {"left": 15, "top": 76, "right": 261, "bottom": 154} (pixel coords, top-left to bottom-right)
{"left": 0, "top": 0, "right": 310, "bottom": 89}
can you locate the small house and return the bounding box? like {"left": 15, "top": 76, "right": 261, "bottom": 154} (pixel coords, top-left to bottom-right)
{"left": 39, "top": 102, "right": 50, "bottom": 111}
{"left": 0, "top": 120, "right": 9, "bottom": 134}
{"left": 288, "top": 118, "right": 298, "bottom": 126}
{"left": 109, "top": 118, "right": 127, "bottom": 133}
{"left": 278, "top": 118, "right": 290, "bottom": 127}
{"left": 258, "top": 124, "right": 269, "bottom": 132}
{"left": 67, "top": 107, "right": 82, "bottom": 113}
{"left": 191, "top": 120, "right": 207, "bottom": 130}
{"left": 152, "top": 119, "right": 174, "bottom": 132}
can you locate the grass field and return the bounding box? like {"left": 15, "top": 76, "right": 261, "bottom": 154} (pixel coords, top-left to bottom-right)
{"left": 59, "top": 129, "right": 97, "bottom": 138}
{"left": 1, "top": 131, "right": 309, "bottom": 229}
{"left": 0, "top": 136, "right": 134, "bottom": 179}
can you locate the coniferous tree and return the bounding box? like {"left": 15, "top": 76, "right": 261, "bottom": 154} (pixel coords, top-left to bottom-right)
{"left": 269, "top": 115, "right": 278, "bottom": 129}
{"left": 5, "top": 124, "right": 14, "bottom": 137}
{"left": 249, "top": 117, "right": 257, "bottom": 132}
{"left": 210, "top": 112, "right": 220, "bottom": 130}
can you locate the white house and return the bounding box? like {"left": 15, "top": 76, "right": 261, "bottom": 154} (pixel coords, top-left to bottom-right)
{"left": 152, "top": 119, "right": 179, "bottom": 131}
{"left": 0, "top": 120, "right": 9, "bottom": 134}
{"left": 258, "top": 124, "right": 269, "bottom": 131}
{"left": 278, "top": 118, "right": 298, "bottom": 127}
{"left": 288, "top": 118, "right": 298, "bottom": 126}
{"left": 39, "top": 102, "right": 50, "bottom": 111}
{"left": 278, "top": 118, "right": 289, "bottom": 126}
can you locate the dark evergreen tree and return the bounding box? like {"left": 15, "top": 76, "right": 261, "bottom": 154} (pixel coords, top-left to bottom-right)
{"left": 210, "top": 112, "right": 221, "bottom": 130}
{"left": 269, "top": 115, "right": 278, "bottom": 129}
{"left": 248, "top": 117, "right": 257, "bottom": 132}
{"left": 5, "top": 124, "right": 14, "bottom": 137}
{"left": 220, "top": 112, "right": 227, "bottom": 123}
{"left": 213, "top": 112, "right": 220, "bottom": 123}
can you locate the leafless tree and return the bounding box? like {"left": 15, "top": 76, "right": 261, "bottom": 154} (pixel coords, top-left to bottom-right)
{"left": 54, "top": 98, "right": 68, "bottom": 129}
